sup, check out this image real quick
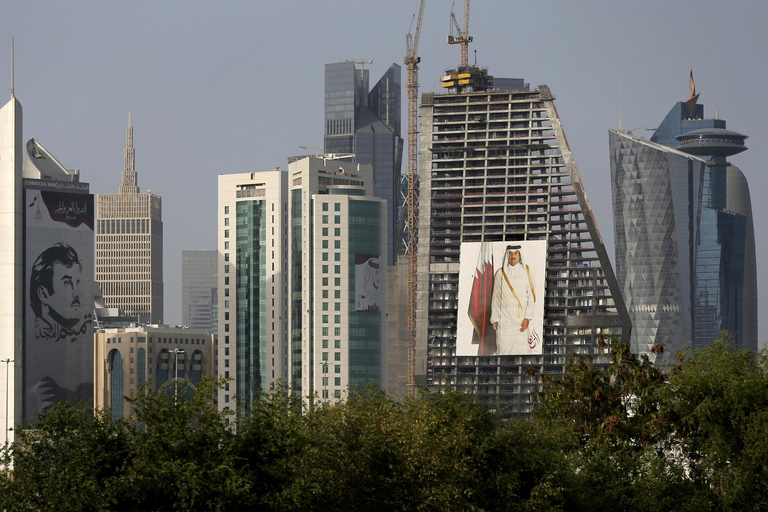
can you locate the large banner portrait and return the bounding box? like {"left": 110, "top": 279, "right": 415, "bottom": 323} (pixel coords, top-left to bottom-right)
{"left": 24, "top": 181, "right": 94, "bottom": 423}
{"left": 355, "top": 253, "right": 381, "bottom": 312}
{"left": 456, "top": 241, "right": 547, "bottom": 356}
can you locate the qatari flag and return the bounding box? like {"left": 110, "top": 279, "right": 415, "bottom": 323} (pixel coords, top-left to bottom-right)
{"left": 468, "top": 242, "right": 496, "bottom": 356}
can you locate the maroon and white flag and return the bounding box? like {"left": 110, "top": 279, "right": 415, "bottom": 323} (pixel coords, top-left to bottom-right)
{"left": 468, "top": 241, "right": 496, "bottom": 356}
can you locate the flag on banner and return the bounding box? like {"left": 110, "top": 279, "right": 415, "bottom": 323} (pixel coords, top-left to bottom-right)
{"left": 468, "top": 242, "right": 496, "bottom": 356}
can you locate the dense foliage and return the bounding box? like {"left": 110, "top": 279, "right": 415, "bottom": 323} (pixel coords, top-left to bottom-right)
{"left": 2, "top": 333, "right": 768, "bottom": 511}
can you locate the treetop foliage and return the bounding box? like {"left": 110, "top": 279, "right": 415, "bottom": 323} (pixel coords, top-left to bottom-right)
{"left": 2, "top": 332, "right": 767, "bottom": 511}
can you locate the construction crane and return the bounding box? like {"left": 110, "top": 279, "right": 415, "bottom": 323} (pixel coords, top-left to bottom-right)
{"left": 448, "top": 0, "right": 472, "bottom": 69}
{"left": 404, "top": 0, "right": 425, "bottom": 397}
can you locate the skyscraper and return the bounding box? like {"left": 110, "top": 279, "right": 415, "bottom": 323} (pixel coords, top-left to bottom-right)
{"left": 287, "top": 157, "right": 387, "bottom": 403}
{"left": 217, "top": 157, "right": 387, "bottom": 410}
{"left": 0, "top": 73, "right": 24, "bottom": 444}
{"left": 217, "top": 169, "right": 289, "bottom": 411}
{"left": 96, "top": 114, "right": 163, "bottom": 324}
{"left": 1, "top": 72, "right": 95, "bottom": 433}
{"left": 416, "top": 70, "right": 629, "bottom": 417}
{"left": 182, "top": 250, "right": 218, "bottom": 333}
{"left": 610, "top": 76, "right": 756, "bottom": 363}
{"left": 324, "top": 61, "right": 403, "bottom": 264}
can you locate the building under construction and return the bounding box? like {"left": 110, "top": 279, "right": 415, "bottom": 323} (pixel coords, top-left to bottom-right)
{"left": 414, "top": 74, "right": 631, "bottom": 417}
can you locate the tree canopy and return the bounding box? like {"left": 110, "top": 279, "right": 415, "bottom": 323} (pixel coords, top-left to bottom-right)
{"left": 2, "top": 333, "right": 767, "bottom": 511}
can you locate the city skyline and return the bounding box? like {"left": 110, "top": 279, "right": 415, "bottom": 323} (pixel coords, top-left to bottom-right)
{"left": 2, "top": 1, "right": 766, "bottom": 346}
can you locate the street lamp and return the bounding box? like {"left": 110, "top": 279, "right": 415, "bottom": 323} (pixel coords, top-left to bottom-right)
{"left": 321, "top": 360, "right": 329, "bottom": 403}
{"left": 2, "top": 358, "right": 13, "bottom": 446}
{"left": 171, "top": 349, "right": 185, "bottom": 405}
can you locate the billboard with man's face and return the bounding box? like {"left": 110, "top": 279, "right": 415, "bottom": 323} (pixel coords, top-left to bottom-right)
{"left": 456, "top": 241, "right": 547, "bottom": 357}
{"left": 24, "top": 180, "right": 94, "bottom": 423}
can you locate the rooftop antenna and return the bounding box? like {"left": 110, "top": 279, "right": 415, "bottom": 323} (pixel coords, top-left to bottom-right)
{"left": 10, "top": 38, "right": 14, "bottom": 99}
{"left": 618, "top": 82, "right": 623, "bottom": 132}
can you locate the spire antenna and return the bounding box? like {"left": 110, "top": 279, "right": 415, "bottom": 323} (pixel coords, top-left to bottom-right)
{"left": 10, "top": 38, "right": 14, "bottom": 99}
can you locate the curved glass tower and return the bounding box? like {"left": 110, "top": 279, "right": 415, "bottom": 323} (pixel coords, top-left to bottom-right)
{"left": 610, "top": 77, "right": 757, "bottom": 364}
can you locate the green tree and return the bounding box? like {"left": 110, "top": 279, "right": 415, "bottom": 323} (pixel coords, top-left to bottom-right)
{"left": 658, "top": 334, "right": 768, "bottom": 511}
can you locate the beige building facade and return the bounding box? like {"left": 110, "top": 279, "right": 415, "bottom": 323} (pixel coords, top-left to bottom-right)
{"left": 96, "top": 114, "right": 163, "bottom": 323}
{"left": 94, "top": 326, "right": 215, "bottom": 419}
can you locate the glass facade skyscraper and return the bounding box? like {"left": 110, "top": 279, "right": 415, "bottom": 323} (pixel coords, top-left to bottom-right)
{"left": 324, "top": 62, "right": 403, "bottom": 264}
{"left": 610, "top": 83, "right": 756, "bottom": 363}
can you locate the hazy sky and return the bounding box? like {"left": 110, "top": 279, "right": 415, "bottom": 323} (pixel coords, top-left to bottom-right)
{"left": 3, "top": 1, "right": 767, "bottom": 345}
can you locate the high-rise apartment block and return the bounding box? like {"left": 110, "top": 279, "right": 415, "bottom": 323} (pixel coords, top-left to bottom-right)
{"left": 610, "top": 77, "right": 756, "bottom": 363}
{"left": 324, "top": 61, "right": 403, "bottom": 263}
{"left": 217, "top": 169, "right": 289, "bottom": 410}
{"left": 288, "top": 157, "right": 387, "bottom": 402}
{"left": 415, "top": 70, "right": 629, "bottom": 416}
{"left": 96, "top": 115, "right": 163, "bottom": 323}
{"left": 217, "top": 157, "right": 387, "bottom": 409}
{"left": 182, "top": 250, "right": 218, "bottom": 333}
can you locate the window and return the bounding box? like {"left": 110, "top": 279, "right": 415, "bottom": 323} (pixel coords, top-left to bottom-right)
{"left": 322, "top": 327, "right": 329, "bottom": 336}
{"left": 224, "top": 241, "right": 229, "bottom": 250}
{"left": 224, "top": 265, "right": 229, "bottom": 273}
{"left": 334, "top": 253, "right": 341, "bottom": 261}
{"left": 225, "top": 288, "right": 230, "bottom": 296}
{"left": 224, "top": 217, "right": 229, "bottom": 226}
{"left": 334, "top": 303, "right": 341, "bottom": 311}
{"left": 225, "top": 312, "right": 230, "bottom": 320}
{"left": 335, "top": 377, "right": 341, "bottom": 386}
{"left": 322, "top": 302, "right": 328, "bottom": 311}
{"left": 322, "top": 290, "right": 328, "bottom": 298}
{"left": 322, "top": 277, "right": 328, "bottom": 286}
{"left": 322, "top": 253, "right": 328, "bottom": 261}
{"left": 322, "top": 240, "right": 328, "bottom": 249}
{"left": 335, "top": 315, "right": 341, "bottom": 324}
{"left": 335, "top": 339, "right": 341, "bottom": 348}
{"left": 322, "top": 265, "right": 328, "bottom": 274}
{"left": 335, "top": 228, "right": 341, "bottom": 236}
{"left": 334, "top": 265, "right": 340, "bottom": 274}
{"left": 334, "top": 390, "right": 341, "bottom": 399}
{"left": 322, "top": 203, "right": 328, "bottom": 211}
{"left": 322, "top": 339, "right": 328, "bottom": 348}
{"left": 335, "top": 290, "right": 341, "bottom": 299}
{"left": 322, "top": 352, "right": 328, "bottom": 361}
{"left": 224, "top": 300, "right": 229, "bottom": 309}
{"left": 224, "top": 253, "right": 229, "bottom": 261}
{"left": 224, "top": 229, "right": 229, "bottom": 238}
{"left": 335, "top": 240, "right": 341, "bottom": 249}
{"left": 322, "top": 215, "right": 328, "bottom": 224}
{"left": 334, "top": 352, "right": 341, "bottom": 361}
{"left": 322, "top": 228, "right": 328, "bottom": 236}
{"left": 334, "top": 215, "right": 341, "bottom": 224}
{"left": 334, "top": 365, "right": 341, "bottom": 374}
{"left": 334, "top": 203, "right": 341, "bottom": 212}
{"left": 322, "top": 315, "right": 328, "bottom": 323}
{"left": 224, "top": 206, "right": 229, "bottom": 214}
{"left": 225, "top": 277, "right": 230, "bottom": 285}
{"left": 335, "top": 278, "right": 341, "bottom": 286}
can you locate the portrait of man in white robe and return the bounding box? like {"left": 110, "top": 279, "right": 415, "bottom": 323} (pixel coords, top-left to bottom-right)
{"left": 490, "top": 245, "right": 538, "bottom": 355}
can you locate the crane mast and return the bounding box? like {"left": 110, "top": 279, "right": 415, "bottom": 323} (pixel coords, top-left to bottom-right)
{"left": 404, "top": 0, "right": 425, "bottom": 397}
{"left": 448, "top": 0, "right": 472, "bottom": 69}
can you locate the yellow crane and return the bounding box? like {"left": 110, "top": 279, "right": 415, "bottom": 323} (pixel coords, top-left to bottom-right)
{"left": 404, "top": 0, "right": 425, "bottom": 397}
{"left": 448, "top": 0, "right": 472, "bottom": 70}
